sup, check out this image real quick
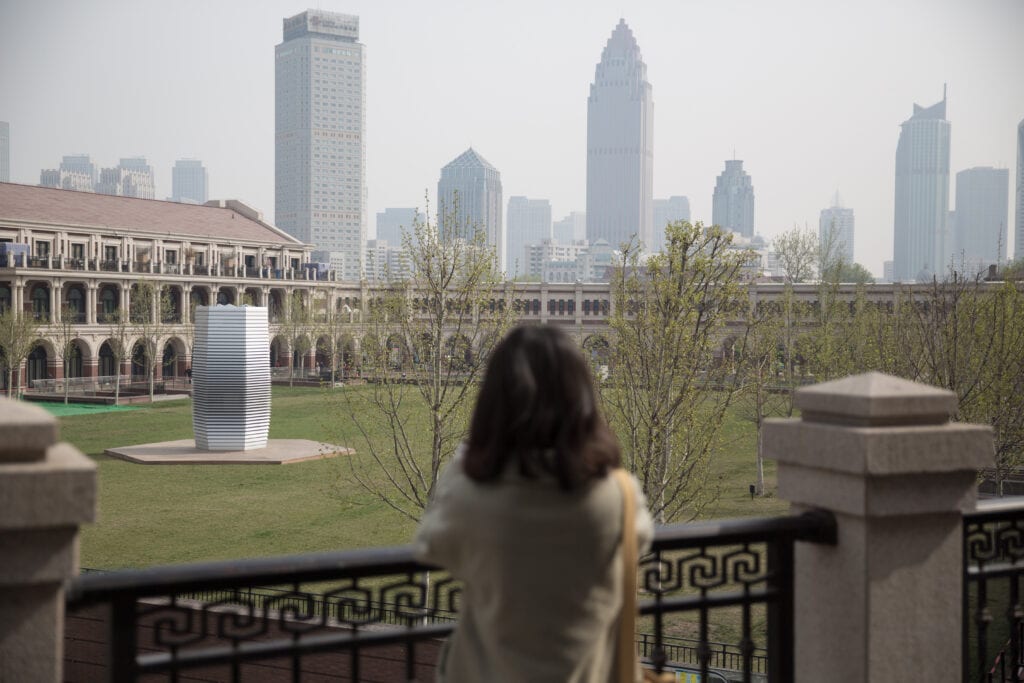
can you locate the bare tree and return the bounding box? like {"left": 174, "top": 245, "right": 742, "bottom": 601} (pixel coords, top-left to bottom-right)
{"left": 53, "top": 305, "right": 79, "bottom": 404}
{"left": 280, "top": 290, "right": 314, "bottom": 386}
{"left": 130, "top": 281, "right": 174, "bottom": 401}
{"left": 0, "top": 306, "right": 40, "bottom": 399}
{"left": 332, "top": 193, "right": 515, "bottom": 522}
{"left": 106, "top": 308, "right": 132, "bottom": 405}
{"left": 604, "top": 221, "right": 755, "bottom": 522}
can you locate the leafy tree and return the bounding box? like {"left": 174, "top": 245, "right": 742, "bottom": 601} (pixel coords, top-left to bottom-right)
{"left": 732, "top": 299, "right": 789, "bottom": 495}
{"left": 889, "top": 277, "right": 1024, "bottom": 492}
{"left": 0, "top": 306, "right": 40, "bottom": 399}
{"left": 332, "top": 193, "right": 515, "bottom": 522}
{"left": 821, "top": 261, "right": 875, "bottom": 284}
{"left": 314, "top": 291, "right": 355, "bottom": 384}
{"left": 604, "top": 221, "right": 754, "bottom": 522}
{"left": 773, "top": 225, "right": 818, "bottom": 283}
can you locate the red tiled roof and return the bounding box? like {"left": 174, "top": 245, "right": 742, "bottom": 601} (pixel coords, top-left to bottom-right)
{"left": 0, "top": 182, "right": 303, "bottom": 246}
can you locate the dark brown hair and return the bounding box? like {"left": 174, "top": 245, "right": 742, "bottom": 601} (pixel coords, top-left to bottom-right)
{"left": 463, "top": 324, "right": 620, "bottom": 490}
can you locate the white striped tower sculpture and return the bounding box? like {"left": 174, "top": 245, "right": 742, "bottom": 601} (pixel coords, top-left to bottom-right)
{"left": 192, "top": 305, "right": 271, "bottom": 451}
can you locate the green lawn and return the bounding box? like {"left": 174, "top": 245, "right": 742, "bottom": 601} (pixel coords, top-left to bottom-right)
{"left": 61, "top": 386, "right": 789, "bottom": 570}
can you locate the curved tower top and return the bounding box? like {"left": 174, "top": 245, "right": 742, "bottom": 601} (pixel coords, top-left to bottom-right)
{"left": 586, "top": 19, "right": 654, "bottom": 253}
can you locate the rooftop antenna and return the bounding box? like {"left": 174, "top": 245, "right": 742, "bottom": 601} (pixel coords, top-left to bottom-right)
{"left": 943, "top": 82, "right": 947, "bottom": 102}
{"left": 834, "top": 189, "right": 841, "bottom": 207}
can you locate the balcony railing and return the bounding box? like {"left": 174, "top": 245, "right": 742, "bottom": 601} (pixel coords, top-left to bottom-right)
{"left": 64, "top": 510, "right": 836, "bottom": 682}
{"left": 963, "top": 499, "right": 1024, "bottom": 683}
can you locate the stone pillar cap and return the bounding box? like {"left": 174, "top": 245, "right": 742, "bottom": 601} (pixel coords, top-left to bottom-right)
{"left": 0, "top": 398, "right": 58, "bottom": 463}
{"left": 795, "top": 372, "right": 956, "bottom": 426}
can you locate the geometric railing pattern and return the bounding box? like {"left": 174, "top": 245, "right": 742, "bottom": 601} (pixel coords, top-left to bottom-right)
{"left": 65, "top": 510, "right": 836, "bottom": 682}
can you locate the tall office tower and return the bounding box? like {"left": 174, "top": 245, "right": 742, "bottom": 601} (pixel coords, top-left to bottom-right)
{"left": 652, "top": 196, "right": 691, "bottom": 251}
{"left": 276, "top": 9, "right": 366, "bottom": 280}
{"left": 0, "top": 122, "right": 8, "bottom": 182}
{"left": 819, "top": 196, "right": 855, "bottom": 265}
{"left": 96, "top": 157, "right": 155, "bottom": 198}
{"left": 376, "top": 207, "right": 420, "bottom": 246}
{"left": 437, "top": 148, "right": 504, "bottom": 270}
{"left": 892, "top": 91, "right": 951, "bottom": 281}
{"left": 506, "top": 196, "right": 552, "bottom": 277}
{"left": 1016, "top": 118, "right": 1024, "bottom": 261}
{"left": 586, "top": 19, "right": 653, "bottom": 251}
{"left": 552, "top": 211, "right": 586, "bottom": 243}
{"left": 952, "top": 166, "right": 1009, "bottom": 275}
{"left": 711, "top": 160, "right": 755, "bottom": 237}
{"left": 172, "top": 159, "right": 208, "bottom": 204}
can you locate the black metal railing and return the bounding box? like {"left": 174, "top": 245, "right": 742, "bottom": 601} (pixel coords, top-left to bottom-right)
{"left": 964, "top": 500, "right": 1024, "bottom": 683}
{"left": 65, "top": 510, "right": 836, "bottom": 682}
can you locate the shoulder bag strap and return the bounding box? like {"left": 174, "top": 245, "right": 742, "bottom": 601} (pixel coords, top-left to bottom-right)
{"left": 613, "top": 468, "right": 638, "bottom": 683}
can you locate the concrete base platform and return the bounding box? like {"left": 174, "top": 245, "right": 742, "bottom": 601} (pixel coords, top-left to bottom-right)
{"left": 104, "top": 439, "right": 353, "bottom": 465}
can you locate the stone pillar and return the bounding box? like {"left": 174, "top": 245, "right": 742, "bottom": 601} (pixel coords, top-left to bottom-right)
{"left": 763, "top": 372, "right": 994, "bottom": 683}
{"left": 0, "top": 399, "right": 96, "bottom": 681}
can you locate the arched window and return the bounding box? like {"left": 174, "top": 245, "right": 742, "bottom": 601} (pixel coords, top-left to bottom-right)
{"left": 99, "top": 342, "right": 117, "bottom": 377}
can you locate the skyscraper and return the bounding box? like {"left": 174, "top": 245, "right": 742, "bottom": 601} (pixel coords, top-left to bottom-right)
{"left": 892, "top": 91, "right": 951, "bottom": 281}
{"left": 819, "top": 195, "right": 855, "bottom": 265}
{"left": 952, "top": 166, "right": 1009, "bottom": 275}
{"left": 506, "top": 197, "right": 552, "bottom": 277}
{"left": 437, "top": 148, "right": 503, "bottom": 270}
{"left": 586, "top": 19, "right": 653, "bottom": 252}
{"left": 172, "top": 159, "right": 208, "bottom": 204}
{"left": 40, "top": 154, "right": 97, "bottom": 192}
{"left": 552, "top": 212, "right": 586, "bottom": 243}
{"left": 652, "top": 196, "right": 691, "bottom": 251}
{"left": 1016, "top": 118, "right": 1024, "bottom": 261}
{"left": 712, "top": 160, "right": 755, "bottom": 237}
{"left": 376, "top": 208, "right": 421, "bottom": 246}
{"left": 0, "top": 122, "right": 9, "bottom": 183}
{"left": 275, "top": 9, "right": 366, "bottom": 280}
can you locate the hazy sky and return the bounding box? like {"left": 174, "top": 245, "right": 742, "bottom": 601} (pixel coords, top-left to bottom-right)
{"left": 2, "top": 0, "right": 1022, "bottom": 275}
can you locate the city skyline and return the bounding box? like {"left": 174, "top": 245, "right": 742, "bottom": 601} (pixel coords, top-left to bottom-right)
{"left": 1, "top": 0, "right": 1022, "bottom": 276}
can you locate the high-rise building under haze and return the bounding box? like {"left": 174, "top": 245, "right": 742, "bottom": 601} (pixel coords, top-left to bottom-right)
{"left": 586, "top": 19, "right": 653, "bottom": 252}
{"left": 1016, "top": 118, "right": 1024, "bottom": 261}
{"left": 712, "top": 160, "right": 755, "bottom": 237}
{"left": 376, "top": 208, "right": 420, "bottom": 246}
{"left": 437, "top": 148, "right": 503, "bottom": 270}
{"left": 276, "top": 9, "right": 365, "bottom": 280}
{"left": 819, "top": 196, "right": 855, "bottom": 265}
{"left": 40, "top": 154, "right": 97, "bottom": 192}
{"left": 0, "top": 122, "right": 9, "bottom": 183}
{"left": 953, "top": 166, "right": 1009, "bottom": 275}
{"left": 172, "top": 159, "right": 208, "bottom": 204}
{"left": 652, "top": 196, "right": 691, "bottom": 252}
{"left": 96, "top": 157, "right": 155, "bottom": 199}
{"left": 506, "top": 197, "right": 551, "bottom": 277}
{"left": 893, "top": 91, "right": 951, "bottom": 281}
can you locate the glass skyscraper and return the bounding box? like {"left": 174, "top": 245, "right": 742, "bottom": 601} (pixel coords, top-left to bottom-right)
{"left": 275, "top": 9, "right": 365, "bottom": 280}
{"left": 953, "top": 166, "right": 1009, "bottom": 275}
{"left": 172, "top": 159, "right": 208, "bottom": 205}
{"left": 892, "top": 92, "right": 950, "bottom": 281}
{"left": 1016, "top": 118, "right": 1024, "bottom": 261}
{"left": 586, "top": 19, "right": 653, "bottom": 252}
{"left": 437, "top": 148, "right": 503, "bottom": 271}
{"left": 506, "top": 196, "right": 551, "bottom": 277}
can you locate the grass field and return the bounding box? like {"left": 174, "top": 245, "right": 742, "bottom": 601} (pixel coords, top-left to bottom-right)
{"left": 59, "top": 385, "right": 789, "bottom": 570}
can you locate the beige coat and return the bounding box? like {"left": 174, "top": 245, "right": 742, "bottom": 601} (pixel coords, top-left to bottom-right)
{"left": 413, "top": 449, "right": 654, "bottom": 683}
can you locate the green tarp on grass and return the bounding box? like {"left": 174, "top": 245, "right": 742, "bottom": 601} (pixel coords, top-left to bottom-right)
{"left": 36, "top": 402, "right": 140, "bottom": 417}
